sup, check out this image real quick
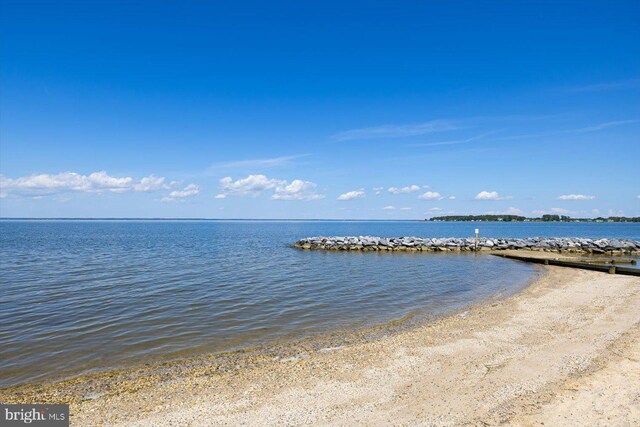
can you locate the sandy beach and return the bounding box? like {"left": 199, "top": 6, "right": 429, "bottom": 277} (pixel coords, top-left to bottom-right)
{"left": 3, "top": 263, "right": 639, "bottom": 426}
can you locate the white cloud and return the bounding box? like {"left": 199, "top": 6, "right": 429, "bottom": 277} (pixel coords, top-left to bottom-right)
{"left": 272, "top": 180, "right": 324, "bottom": 201}
{"left": 372, "top": 187, "right": 384, "bottom": 195}
{"left": 338, "top": 190, "right": 365, "bottom": 201}
{"left": 134, "top": 176, "right": 168, "bottom": 192}
{"left": 388, "top": 185, "right": 422, "bottom": 194}
{"left": 84, "top": 171, "right": 133, "bottom": 192}
{"left": 332, "top": 120, "right": 457, "bottom": 141}
{"left": 383, "top": 205, "right": 411, "bottom": 212}
{"left": 0, "top": 171, "right": 207, "bottom": 203}
{"left": 161, "top": 184, "right": 200, "bottom": 202}
{"left": 418, "top": 191, "right": 443, "bottom": 200}
{"left": 0, "top": 171, "right": 123, "bottom": 193}
{"left": 216, "top": 174, "right": 323, "bottom": 201}
{"left": 557, "top": 194, "right": 596, "bottom": 200}
{"left": 448, "top": 195, "right": 456, "bottom": 200}
{"left": 217, "top": 174, "right": 283, "bottom": 197}
{"left": 0, "top": 171, "right": 172, "bottom": 196}
{"left": 428, "top": 207, "right": 442, "bottom": 212}
{"left": 474, "top": 191, "right": 512, "bottom": 201}
{"left": 216, "top": 175, "right": 324, "bottom": 200}
{"left": 170, "top": 183, "right": 200, "bottom": 198}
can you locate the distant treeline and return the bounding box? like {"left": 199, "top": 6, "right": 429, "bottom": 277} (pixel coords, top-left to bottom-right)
{"left": 428, "top": 215, "right": 640, "bottom": 222}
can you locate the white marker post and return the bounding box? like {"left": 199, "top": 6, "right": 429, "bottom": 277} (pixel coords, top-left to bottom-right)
{"left": 475, "top": 228, "right": 479, "bottom": 251}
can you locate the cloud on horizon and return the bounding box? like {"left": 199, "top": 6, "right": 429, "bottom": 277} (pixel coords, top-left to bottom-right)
{"left": 272, "top": 180, "right": 324, "bottom": 201}
{"left": 418, "top": 191, "right": 443, "bottom": 200}
{"left": 388, "top": 184, "right": 425, "bottom": 194}
{"left": 557, "top": 194, "right": 596, "bottom": 200}
{"left": 337, "top": 190, "right": 365, "bottom": 201}
{"left": 0, "top": 171, "right": 173, "bottom": 197}
{"left": 161, "top": 184, "right": 200, "bottom": 203}
{"left": 474, "top": 191, "right": 513, "bottom": 201}
{"left": 216, "top": 174, "right": 323, "bottom": 201}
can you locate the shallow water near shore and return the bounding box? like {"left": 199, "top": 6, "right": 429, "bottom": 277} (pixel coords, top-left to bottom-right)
{"left": 1, "top": 220, "right": 638, "bottom": 388}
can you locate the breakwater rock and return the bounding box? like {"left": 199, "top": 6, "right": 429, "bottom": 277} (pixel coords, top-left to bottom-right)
{"left": 293, "top": 236, "right": 640, "bottom": 255}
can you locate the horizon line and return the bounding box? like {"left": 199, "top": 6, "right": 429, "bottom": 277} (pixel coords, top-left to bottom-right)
{"left": 0, "top": 216, "right": 636, "bottom": 222}
{"left": 0, "top": 217, "right": 424, "bottom": 221}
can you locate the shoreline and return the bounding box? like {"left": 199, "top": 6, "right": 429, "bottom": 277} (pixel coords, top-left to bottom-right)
{"left": 0, "top": 260, "right": 543, "bottom": 399}
{"left": 2, "top": 263, "right": 639, "bottom": 425}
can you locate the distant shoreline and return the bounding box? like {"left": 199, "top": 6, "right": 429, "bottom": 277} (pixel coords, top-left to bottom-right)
{"left": 428, "top": 214, "right": 640, "bottom": 222}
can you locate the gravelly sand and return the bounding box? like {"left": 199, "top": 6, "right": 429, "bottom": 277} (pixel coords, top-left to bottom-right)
{"left": 3, "top": 264, "right": 640, "bottom": 426}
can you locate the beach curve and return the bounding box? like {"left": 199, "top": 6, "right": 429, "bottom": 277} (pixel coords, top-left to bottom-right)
{"left": 5, "top": 265, "right": 635, "bottom": 425}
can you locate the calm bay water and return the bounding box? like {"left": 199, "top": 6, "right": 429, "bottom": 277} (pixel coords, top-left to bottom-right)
{"left": 1, "top": 220, "right": 638, "bottom": 387}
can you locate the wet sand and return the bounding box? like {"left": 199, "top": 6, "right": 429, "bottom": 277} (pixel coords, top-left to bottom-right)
{"left": 3, "top": 264, "right": 640, "bottom": 426}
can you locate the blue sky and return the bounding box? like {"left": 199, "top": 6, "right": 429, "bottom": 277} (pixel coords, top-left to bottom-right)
{"left": 1, "top": 0, "right": 639, "bottom": 219}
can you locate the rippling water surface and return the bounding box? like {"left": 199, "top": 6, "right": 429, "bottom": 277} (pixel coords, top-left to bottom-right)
{"left": 1, "top": 220, "right": 638, "bottom": 387}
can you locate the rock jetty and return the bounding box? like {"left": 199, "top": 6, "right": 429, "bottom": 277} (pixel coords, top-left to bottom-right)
{"left": 293, "top": 236, "right": 640, "bottom": 255}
